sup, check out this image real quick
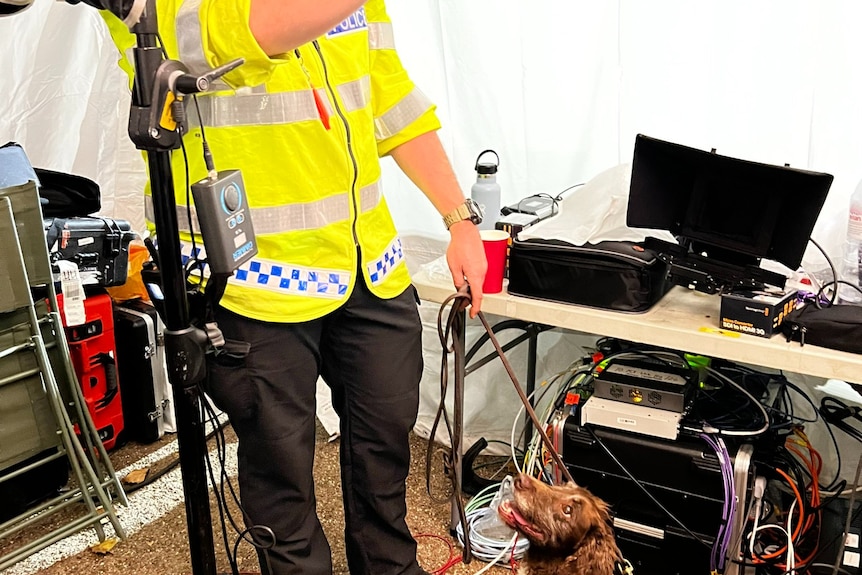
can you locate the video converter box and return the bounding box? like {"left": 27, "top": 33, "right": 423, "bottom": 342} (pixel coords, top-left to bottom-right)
{"left": 719, "top": 289, "right": 797, "bottom": 338}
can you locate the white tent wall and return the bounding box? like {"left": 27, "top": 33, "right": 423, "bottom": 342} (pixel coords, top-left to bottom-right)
{"left": 2, "top": 1, "right": 861, "bottom": 478}
{"left": 3, "top": 1, "right": 862, "bottom": 260}
{"left": 0, "top": 1, "right": 146, "bottom": 227}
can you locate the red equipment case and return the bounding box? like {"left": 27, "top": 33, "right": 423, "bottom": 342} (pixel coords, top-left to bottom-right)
{"left": 56, "top": 292, "right": 125, "bottom": 450}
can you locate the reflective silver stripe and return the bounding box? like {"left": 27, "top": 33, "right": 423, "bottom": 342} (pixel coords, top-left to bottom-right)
{"left": 359, "top": 181, "right": 381, "bottom": 212}
{"left": 367, "top": 237, "right": 405, "bottom": 286}
{"left": 145, "top": 199, "right": 201, "bottom": 234}
{"left": 189, "top": 88, "right": 333, "bottom": 128}
{"left": 253, "top": 196, "right": 348, "bottom": 234}
{"left": 374, "top": 87, "right": 433, "bottom": 140}
{"left": 124, "top": 47, "right": 135, "bottom": 68}
{"left": 146, "top": 182, "right": 382, "bottom": 234}
{"left": 181, "top": 242, "right": 351, "bottom": 299}
{"left": 176, "top": 0, "right": 207, "bottom": 74}
{"left": 176, "top": 0, "right": 229, "bottom": 90}
{"left": 337, "top": 76, "right": 371, "bottom": 113}
{"left": 368, "top": 22, "right": 396, "bottom": 50}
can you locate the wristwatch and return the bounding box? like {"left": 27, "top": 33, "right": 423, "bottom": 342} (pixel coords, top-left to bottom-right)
{"left": 442, "top": 198, "right": 484, "bottom": 230}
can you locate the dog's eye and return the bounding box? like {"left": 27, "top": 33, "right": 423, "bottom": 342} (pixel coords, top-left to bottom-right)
{"left": 562, "top": 504, "right": 573, "bottom": 516}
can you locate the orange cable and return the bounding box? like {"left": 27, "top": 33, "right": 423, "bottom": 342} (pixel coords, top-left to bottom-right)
{"left": 755, "top": 468, "right": 806, "bottom": 561}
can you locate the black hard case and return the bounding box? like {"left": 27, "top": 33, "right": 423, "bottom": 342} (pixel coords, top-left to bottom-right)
{"left": 43, "top": 217, "right": 135, "bottom": 287}
{"left": 507, "top": 239, "right": 673, "bottom": 312}
{"left": 563, "top": 420, "right": 752, "bottom": 575}
{"left": 113, "top": 299, "right": 172, "bottom": 444}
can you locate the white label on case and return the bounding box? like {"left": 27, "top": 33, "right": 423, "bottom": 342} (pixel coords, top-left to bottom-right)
{"left": 57, "top": 260, "right": 86, "bottom": 326}
{"left": 77, "top": 237, "right": 95, "bottom": 246}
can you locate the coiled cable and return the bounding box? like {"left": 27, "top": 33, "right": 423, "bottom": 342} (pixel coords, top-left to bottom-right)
{"left": 455, "top": 482, "right": 530, "bottom": 569}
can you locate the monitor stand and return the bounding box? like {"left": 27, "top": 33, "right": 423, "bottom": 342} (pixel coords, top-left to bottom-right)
{"left": 644, "top": 237, "right": 788, "bottom": 295}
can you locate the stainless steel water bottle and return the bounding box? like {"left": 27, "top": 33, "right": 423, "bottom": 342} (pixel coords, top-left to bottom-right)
{"left": 471, "top": 149, "right": 501, "bottom": 231}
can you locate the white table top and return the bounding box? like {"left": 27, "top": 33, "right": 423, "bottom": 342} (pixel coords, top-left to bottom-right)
{"left": 412, "top": 267, "right": 862, "bottom": 384}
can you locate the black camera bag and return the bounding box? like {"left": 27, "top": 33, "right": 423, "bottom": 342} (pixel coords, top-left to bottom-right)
{"left": 781, "top": 303, "right": 862, "bottom": 354}
{"left": 507, "top": 238, "right": 673, "bottom": 312}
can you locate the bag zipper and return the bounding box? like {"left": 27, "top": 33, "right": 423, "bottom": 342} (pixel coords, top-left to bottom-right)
{"left": 514, "top": 241, "right": 657, "bottom": 267}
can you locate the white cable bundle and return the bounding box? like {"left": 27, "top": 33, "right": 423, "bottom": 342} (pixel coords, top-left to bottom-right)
{"left": 456, "top": 480, "right": 530, "bottom": 571}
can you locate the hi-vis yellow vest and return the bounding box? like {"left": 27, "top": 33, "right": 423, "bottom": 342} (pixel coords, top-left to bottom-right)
{"left": 104, "top": 0, "right": 440, "bottom": 323}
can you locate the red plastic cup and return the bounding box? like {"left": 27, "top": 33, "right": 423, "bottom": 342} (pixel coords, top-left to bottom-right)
{"left": 481, "top": 229, "right": 510, "bottom": 294}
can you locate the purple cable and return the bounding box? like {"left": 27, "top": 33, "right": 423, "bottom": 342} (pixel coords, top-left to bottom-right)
{"left": 716, "top": 436, "right": 736, "bottom": 569}
{"left": 701, "top": 433, "right": 736, "bottom": 571}
{"left": 700, "top": 434, "right": 722, "bottom": 571}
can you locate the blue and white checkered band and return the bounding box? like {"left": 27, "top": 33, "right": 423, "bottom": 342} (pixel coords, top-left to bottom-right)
{"left": 181, "top": 243, "right": 351, "bottom": 299}
{"left": 181, "top": 244, "right": 209, "bottom": 274}
{"left": 367, "top": 237, "right": 405, "bottom": 286}
{"left": 327, "top": 7, "right": 367, "bottom": 38}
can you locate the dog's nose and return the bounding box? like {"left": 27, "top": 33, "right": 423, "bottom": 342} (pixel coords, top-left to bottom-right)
{"left": 514, "top": 473, "right": 531, "bottom": 491}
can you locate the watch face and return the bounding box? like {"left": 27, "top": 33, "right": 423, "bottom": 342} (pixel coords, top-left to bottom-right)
{"left": 467, "top": 198, "right": 484, "bottom": 223}
{"left": 444, "top": 199, "right": 484, "bottom": 229}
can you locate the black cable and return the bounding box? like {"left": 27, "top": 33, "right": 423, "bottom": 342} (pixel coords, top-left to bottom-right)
{"left": 197, "top": 383, "right": 276, "bottom": 572}
{"left": 761, "top": 374, "right": 844, "bottom": 491}
{"left": 820, "top": 397, "right": 862, "bottom": 444}
{"left": 817, "top": 279, "right": 862, "bottom": 304}
{"left": 199, "top": 399, "right": 239, "bottom": 575}
{"left": 818, "top": 480, "right": 848, "bottom": 510}
{"left": 192, "top": 94, "right": 217, "bottom": 173}
{"left": 808, "top": 238, "right": 838, "bottom": 307}
{"left": 691, "top": 382, "right": 765, "bottom": 430}
{"left": 200, "top": 398, "right": 241, "bottom": 568}
{"left": 583, "top": 425, "right": 713, "bottom": 549}
{"left": 177, "top": 134, "right": 198, "bottom": 260}
{"left": 232, "top": 525, "right": 275, "bottom": 575}
{"left": 777, "top": 377, "right": 820, "bottom": 424}
{"left": 200, "top": 394, "right": 275, "bottom": 574}
{"left": 155, "top": 32, "right": 170, "bottom": 60}
{"left": 172, "top": 116, "right": 207, "bottom": 292}
{"left": 553, "top": 182, "right": 584, "bottom": 201}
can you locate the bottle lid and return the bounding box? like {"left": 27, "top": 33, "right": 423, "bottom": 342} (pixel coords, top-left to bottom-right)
{"left": 476, "top": 162, "right": 498, "bottom": 175}
{"left": 474, "top": 149, "right": 500, "bottom": 174}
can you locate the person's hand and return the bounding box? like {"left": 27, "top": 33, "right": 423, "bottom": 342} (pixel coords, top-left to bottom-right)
{"left": 446, "top": 220, "right": 486, "bottom": 317}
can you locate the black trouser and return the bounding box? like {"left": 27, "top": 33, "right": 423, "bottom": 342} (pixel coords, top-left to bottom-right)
{"left": 205, "top": 278, "right": 424, "bottom": 575}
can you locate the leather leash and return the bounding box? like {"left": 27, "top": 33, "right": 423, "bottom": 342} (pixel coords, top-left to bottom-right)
{"left": 426, "top": 284, "right": 575, "bottom": 563}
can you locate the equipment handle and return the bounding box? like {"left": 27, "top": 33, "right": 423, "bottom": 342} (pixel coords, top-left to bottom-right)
{"left": 95, "top": 352, "right": 119, "bottom": 409}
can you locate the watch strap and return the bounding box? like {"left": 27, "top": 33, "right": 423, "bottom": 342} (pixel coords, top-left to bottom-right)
{"left": 442, "top": 203, "right": 472, "bottom": 229}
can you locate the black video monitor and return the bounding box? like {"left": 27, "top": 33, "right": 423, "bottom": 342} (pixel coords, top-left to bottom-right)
{"left": 627, "top": 134, "right": 833, "bottom": 271}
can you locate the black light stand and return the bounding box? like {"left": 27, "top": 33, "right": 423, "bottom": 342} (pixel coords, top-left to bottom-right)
{"left": 125, "top": 1, "right": 222, "bottom": 573}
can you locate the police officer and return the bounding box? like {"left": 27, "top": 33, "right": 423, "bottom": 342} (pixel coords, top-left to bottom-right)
{"left": 105, "top": 1, "right": 486, "bottom": 573}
